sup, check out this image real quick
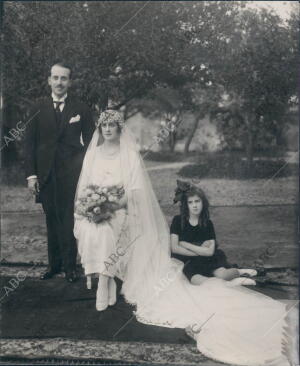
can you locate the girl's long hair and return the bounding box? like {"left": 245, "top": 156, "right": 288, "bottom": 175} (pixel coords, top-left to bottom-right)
{"left": 180, "top": 186, "right": 210, "bottom": 230}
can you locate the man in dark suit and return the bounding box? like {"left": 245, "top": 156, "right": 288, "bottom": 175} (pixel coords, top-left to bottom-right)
{"left": 25, "top": 62, "right": 94, "bottom": 282}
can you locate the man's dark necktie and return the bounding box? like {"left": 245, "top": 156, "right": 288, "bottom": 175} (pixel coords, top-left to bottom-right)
{"left": 54, "top": 101, "right": 64, "bottom": 128}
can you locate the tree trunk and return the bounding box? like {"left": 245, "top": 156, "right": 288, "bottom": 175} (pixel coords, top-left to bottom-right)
{"left": 245, "top": 114, "right": 254, "bottom": 177}
{"left": 169, "top": 131, "right": 177, "bottom": 152}
{"left": 184, "top": 116, "right": 200, "bottom": 155}
{"left": 275, "top": 122, "right": 285, "bottom": 148}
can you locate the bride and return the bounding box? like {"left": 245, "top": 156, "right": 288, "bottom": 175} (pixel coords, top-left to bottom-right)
{"left": 74, "top": 110, "right": 298, "bottom": 366}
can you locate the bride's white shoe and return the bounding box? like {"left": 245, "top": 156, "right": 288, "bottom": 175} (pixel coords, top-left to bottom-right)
{"left": 108, "top": 278, "right": 117, "bottom": 306}
{"left": 228, "top": 277, "right": 256, "bottom": 287}
{"left": 96, "top": 282, "right": 109, "bottom": 311}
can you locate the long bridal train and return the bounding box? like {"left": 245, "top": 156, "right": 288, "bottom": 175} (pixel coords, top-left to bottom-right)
{"left": 75, "top": 121, "right": 298, "bottom": 366}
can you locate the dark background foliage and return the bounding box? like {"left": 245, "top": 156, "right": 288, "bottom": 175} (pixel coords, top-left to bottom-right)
{"left": 2, "top": 1, "right": 298, "bottom": 176}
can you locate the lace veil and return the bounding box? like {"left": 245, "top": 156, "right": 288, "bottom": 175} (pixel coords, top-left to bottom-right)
{"left": 74, "top": 113, "right": 297, "bottom": 366}
{"left": 74, "top": 117, "right": 177, "bottom": 307}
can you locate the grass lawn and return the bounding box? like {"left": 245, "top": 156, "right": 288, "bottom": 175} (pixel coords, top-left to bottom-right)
{"left": 1, "top": 163, "right": 298, "bottom": 269}
{"left": 1, "top": 165, "right": 298, "bottom": 212}
{"left": 149, "top": 169, "right": 298, "bottom": 209}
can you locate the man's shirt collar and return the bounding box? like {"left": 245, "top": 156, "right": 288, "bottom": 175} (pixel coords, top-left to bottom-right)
{"left": 52, "top": 93, "right": 68, "bottom": 103}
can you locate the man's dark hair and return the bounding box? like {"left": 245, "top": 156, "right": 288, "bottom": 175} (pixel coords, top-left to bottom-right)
{"left": 50, "top": 62, "right": 72, "bottom": 79}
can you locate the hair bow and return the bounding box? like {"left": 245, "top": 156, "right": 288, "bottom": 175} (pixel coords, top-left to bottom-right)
{"left": 173, "top": 179, "right": 192, "bottom": 204}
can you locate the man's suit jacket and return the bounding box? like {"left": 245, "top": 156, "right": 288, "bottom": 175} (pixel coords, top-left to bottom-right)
{"left": 25, "top": 95, "right": 95, "bottom": 190}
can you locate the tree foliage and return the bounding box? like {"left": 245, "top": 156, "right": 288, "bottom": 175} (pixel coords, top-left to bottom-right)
{"left": 3, "top": 1, "right": 298, "bottom": 168}
{"left": 209, "top": 6, "right": 298, "bottom": 169}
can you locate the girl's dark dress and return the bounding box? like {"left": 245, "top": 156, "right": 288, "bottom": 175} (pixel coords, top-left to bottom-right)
{"left": 170, "top": 215, "right": 230, "bottom": 280}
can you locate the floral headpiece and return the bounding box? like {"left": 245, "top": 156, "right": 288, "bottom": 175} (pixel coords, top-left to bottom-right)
{"left": 173, "top": 179, "right": 196, "bottom": 204}
{"left": 96, "top": 109, "right": 125, "bottom": 129}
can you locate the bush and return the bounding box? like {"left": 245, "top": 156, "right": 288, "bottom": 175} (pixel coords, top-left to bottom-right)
{"left": 178, "top": 155, "right": 298, "bottom": 180}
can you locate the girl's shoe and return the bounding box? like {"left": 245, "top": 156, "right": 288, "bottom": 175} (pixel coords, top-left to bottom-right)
{"left": 228, "top": 277, "right": 256, "bottom": 287}
{"left": 238, "top": 269, "right": 258, "bottom": 277}
{"left": 108, "top": 278, "right": 117, "bottom": 306}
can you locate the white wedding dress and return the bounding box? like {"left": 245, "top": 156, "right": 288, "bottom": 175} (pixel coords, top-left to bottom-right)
{"left": 74, "top": 126, "right": 298, "bottom": 366}
{"left": 74, "top": 149, "right": 128, "bottom": 277}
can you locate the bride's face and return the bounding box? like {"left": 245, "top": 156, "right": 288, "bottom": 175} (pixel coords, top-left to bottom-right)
{"left": 101, "top": 121, "right": 120, "bottom": 141}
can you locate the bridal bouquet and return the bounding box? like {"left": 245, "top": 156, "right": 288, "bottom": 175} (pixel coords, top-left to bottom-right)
{"left": 75, "top": 184, "right": 125, "bottom": 224}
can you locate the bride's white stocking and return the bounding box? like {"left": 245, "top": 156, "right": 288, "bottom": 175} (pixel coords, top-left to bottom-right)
{"left": 108, "top": 277, "right": 117, "bottom": 306}
{"left": 96, "top": 274, "right": 109, "bottom": 311}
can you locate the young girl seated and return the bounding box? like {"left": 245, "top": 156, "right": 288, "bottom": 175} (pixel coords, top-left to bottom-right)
{"left": 170, "top": 181, "right": 257, "bottom": 286}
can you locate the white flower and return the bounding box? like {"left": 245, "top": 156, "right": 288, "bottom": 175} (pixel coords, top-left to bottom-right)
{"left": 93, "top": 207, "right": 101, "bottom": 214}
{"left": 85, "top": 188, "right": 93, "bottom": 195}
{"left": 91, "top": 193, "right": 99, "bottom": 201}
{"left": 108, "top": 195, "right": 115, "bottom": 202}
{"left": 115, "top": 66, "right": 122, "bottom": 74}
{"left": 102, "top": 187, "right": 108, "bottom": 194}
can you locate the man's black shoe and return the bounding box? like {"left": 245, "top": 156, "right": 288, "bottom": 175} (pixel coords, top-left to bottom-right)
{"left": 65, "top": 271, "right": 77, "bottom": 283}
{"left": 40, "top": 270, "right": 60, "bottom": 280}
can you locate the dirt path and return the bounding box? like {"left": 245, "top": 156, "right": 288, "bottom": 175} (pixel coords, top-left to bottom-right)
{"left": 145, "top": 152, "right": 299, "bottom": 171}
{"left": 146, "top": 162, "right": 191, "bottom": 171}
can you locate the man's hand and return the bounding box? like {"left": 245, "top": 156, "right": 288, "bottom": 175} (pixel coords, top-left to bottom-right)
{"left": 28, "top": 177, "right": 39, "bottom": 195}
